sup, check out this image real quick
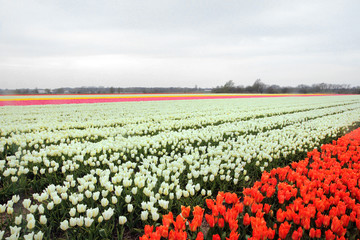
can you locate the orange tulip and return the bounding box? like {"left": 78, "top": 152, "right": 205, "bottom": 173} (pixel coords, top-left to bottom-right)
{"left": 206, "top": 199, "right": 214, "bottom": 210}
{"left": 224, "top": 192, "right": 238, "bottom": 204}
{"left": 244, "top": 196, "right": 254, "bottom": 206}
{"left": 205, "top": 214, "right": 215, "bottom": 228}
{"left": 193, "top": 206, "right": 205, "bottom": 218}
{"left": 226, "top": 231, "right": 240, "bottom": 240}
{"left": 162, "top": 212, "right": 173, "bottom": 228}
{"left": 173, "top": 215, "right": 186, "bottom": 231}
{"left": 181, "top": 206, "right": 190, "bottom": 218}
{"left": 189, "top": 217, "right": 201, "bottom": 232}
{"left": 144, "top": 225, "right": 153, "bottom": 235}
{"left": 228, "top": 218, "right": 238, "bottom": 232}
{"left": 156, "top": 225, "right": 168, "bottom": 238}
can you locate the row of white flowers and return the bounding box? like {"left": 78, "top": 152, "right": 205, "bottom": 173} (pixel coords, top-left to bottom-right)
{"left": 1, "top": 96, "right": 357, "bottom": 137}
{"left": 1, "top": 99, "right": 358, "bottom": 158}
{"left": 0, "top": 95, "right": 359, "bottom": 239}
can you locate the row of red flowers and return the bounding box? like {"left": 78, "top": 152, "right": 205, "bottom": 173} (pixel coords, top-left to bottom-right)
{"left": 140, "top": 127, "right": 360, "bottom": 239}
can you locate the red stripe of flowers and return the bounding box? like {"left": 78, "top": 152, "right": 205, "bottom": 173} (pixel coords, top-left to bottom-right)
{"left": 140, "top": 127, "right": 360, "bottom": 240}
{"left": 0, "top": 94, "right": 334, "bottom": 106}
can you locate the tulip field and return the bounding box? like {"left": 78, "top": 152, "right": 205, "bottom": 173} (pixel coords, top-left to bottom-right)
{"left": 0, "top": 94, "right": 360, "bottom": 239}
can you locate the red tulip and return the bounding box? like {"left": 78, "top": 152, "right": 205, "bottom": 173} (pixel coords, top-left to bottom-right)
{"left": 217, "top": 218, "right": 224, "bottom": 228}
{"left": 267, "top": 228, "right": 275, "bottom": 240}
{"left": 325, "top": 229, "right": 335, "bottom": 240}
{"left": 228, "top": 218, "right": 238, "bottom": 231}
{"left": 212, "top": 234, "right": 221, "bottom": 240}
{"left": 278, "top": 221, "right": 291, "bottom": 239}
{"left": 309, "top": 228, "right": 316, "bottom": 238}
{"left": 263, "top": 203, "right": 271, "bottom": 214}
{"left": 243, "top": 213, "right": 250, "bottom": 226}
{"left": 234, "top": 202, "right": 244, "bottom": 214}
{"left": 323, "top": 215, "right": 330, "bottom": 227}
{"left": 276, "top": 209, "right": 285, "bottom": 223}
{"left": 195, "top": 232, "right": 204, "bottom": 240}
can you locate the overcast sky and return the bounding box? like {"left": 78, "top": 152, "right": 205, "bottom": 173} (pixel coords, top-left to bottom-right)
{"left": 0, "top": 0, "right": 359, "bottom": 89}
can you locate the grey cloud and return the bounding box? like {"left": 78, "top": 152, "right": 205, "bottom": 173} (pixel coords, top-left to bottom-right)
{"left": 0, "top": 0, "right": 359, "bottom": 88}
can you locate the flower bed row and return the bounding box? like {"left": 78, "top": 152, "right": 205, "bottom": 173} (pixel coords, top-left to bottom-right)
{"left": 141, "top": 127, "right": 360, "bottom": 239}
{"left": 0, "top": 94, "right": 333, "bottom": 106}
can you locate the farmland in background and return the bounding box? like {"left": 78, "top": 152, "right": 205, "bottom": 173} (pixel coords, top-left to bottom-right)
{"left": 0, "top": 94, "right": 360, "bottom": 239}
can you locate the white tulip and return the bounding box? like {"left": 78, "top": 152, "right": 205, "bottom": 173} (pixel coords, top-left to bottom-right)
{"left": 77, "top": 204, "right": 87, "bottom": 213}
{"left": 15, "top": 215, "right": 22, "bottom": 225}
{"left": 77, "top": 216, "right": 84, "bottom": 227}
{"left": 7, "top": 206, "right": 13, "bottom": 215}
{"left": 102, "top": 208, "right": 114, "bottom": 220}
{"left": 34, "top": 231, "right": 44, "bottom": 240}
{"left": 84, "top": 217, "right": 94, "bottom": 227}
{"left": 127, "top": 204, "right": 134, "bottom": 212}
{"left": 22, "top": 199, "right": 31, "bottom": 209}
{"left": 70, "top": 218, "right": 77, "bottom": 227}
{"left": 0, "top": 204, "right": 6, "bottom": 213}
{"left": 12, "top": 195, "right": 20, "bottom": 203}
{"left": 152, "top": 212, "right": 160, "bottom": 221}
{"left": 141, "top": 211, "right": 148, "bottom": 221}
{"left": 92, "top": 207, "right": 99, "bottom": 218}
{"left": 111, "top": 196, "right": 118, "bottom": 204}
{"left": 10, "top": 226, "right": 21, "bottom": 235}
{"left": 101, "top": 198, "right": 109, "bottom": 207}
{"left": 60, "top": 220, "right": 69, "bottom": 231}
{"left": 85, "top": 190, "right": 92, "bottom": 198}
{"left": 24, "top": 232, "right": 34, "bottom": 240}
{"left": 47, "top": 202, "right": 54, "bottom": 210}
{"left": 101, "top": 190, "right": 108, "bottom": 197}
{"left": 69, "top": 207, "right": 76, "bottom": 217}
{"left": 39, "top": 215, "right": 47, "bottom": 225}
{"left": 93, "top": 191, "right": 100, "bottom": 201}
{"left": 125, "top": 195, "right": 131, "bottom": 203}
{"left": 115, "top": 186, "right": 123, "bottom": 196}
{"left": 27, "top": 219, "right": 36, "bottom": 229}
{"left": 118, "top": 216, "right": 127, "bottom": 225}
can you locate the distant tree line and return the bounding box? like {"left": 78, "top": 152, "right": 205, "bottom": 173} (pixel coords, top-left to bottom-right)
{"left": 0, "top": 86, "right": 208, "bottom": 95}
{"left": 212, "top": 79, "right": 360, "bottom": 94}
{"left": 0, "top": 81, "right": 359, "bottom": 95}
